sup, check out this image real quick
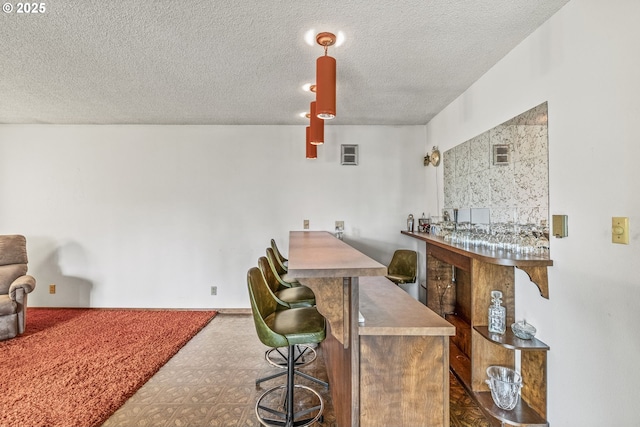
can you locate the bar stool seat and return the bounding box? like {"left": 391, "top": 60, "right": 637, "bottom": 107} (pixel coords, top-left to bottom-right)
{"left": 247, "top": 267, "right": 326, "bottom": 427}
{"left": 263, "top": 307, "right": 325, "bottom": 344}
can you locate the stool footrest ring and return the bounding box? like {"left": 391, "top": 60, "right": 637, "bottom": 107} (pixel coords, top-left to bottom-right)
{"left": 255, "top": 384, "right": 324, "bottom": 427}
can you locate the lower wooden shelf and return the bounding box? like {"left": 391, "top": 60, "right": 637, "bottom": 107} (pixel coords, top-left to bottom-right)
{"left": 475, "top": 392, "right": 548, "bottom": 427}
{"left": 450, "top": 341, "right": 549, "bottom": 427}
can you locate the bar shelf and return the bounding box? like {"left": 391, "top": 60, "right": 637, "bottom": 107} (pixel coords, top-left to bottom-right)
{"left": 402, "top": 230, "right": 552, "bottom": 427}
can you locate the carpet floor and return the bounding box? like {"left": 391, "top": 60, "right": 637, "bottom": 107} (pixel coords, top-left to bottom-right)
{"left": 0, "top": 308, "right": 217, "bottom": 427}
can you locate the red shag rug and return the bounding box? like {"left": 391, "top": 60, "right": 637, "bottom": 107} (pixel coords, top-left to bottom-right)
{"left": 0, "top": 308, "right": 217, "bottom": 427}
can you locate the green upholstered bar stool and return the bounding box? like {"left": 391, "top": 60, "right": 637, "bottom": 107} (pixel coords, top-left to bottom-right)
{"left": 385, "top": 249, "right": 418, "bottom": 285}
{"left": 256, "top": 257, "right": 327, "bottom": 388}
{"left": 270, "top": 238, "right": 288, "bottom": 270}
{"left": 247, "top": 267, "right": 326, "bottom": 427}
{"left": 266, "top": 247, "right": 300, "bottom": 288}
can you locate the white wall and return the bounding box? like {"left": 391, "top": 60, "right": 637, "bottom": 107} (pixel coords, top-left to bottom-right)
{"left": 0, "top": 124, "right": 426, "bottom": 309}
{"left": 425, "top": 0, "right": 640, "bottom": 425}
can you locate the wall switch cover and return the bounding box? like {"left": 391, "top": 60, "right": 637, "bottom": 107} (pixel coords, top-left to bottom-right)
{"left": 552, "top": 215, "right": 568, "bottom": 238}
{"left": 612, "top": 217, "right": 629, "bottom": 244}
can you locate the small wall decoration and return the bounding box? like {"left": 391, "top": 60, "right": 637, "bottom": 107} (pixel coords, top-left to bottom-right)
{"left": 341, "top": 144, "right": 358, "bottom": 165}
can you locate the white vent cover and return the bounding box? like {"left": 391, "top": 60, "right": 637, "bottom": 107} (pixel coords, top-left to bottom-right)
{"left": 341, "top": 144, "right": 358, "bottom": 165}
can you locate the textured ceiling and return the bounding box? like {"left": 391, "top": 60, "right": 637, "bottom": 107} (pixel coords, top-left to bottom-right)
{"left": 0, "top": 0, "right": 570, "bottom": 125}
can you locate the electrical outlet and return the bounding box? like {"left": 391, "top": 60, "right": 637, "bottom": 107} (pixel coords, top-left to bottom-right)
{"left": 49, "top": 284, "right": 56, "bottom": 294}
{"left": 210, "top": 286, "right": 217, "bottom": 296}
{"left": 303, "top": 219, "right": 309, "bottom": 230}
{"left": 335, "top": 220, "right": 344, "bottom": 229}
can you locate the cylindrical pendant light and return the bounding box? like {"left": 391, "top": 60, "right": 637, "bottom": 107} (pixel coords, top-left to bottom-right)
{"left": 306, "top": 126, "right": 317, "bottom": 159}
{"left": 309, "top": 101, "right": 324, "bottom": 145}
{"left": 315, "top": 32, "right": 336, "bottom": 120}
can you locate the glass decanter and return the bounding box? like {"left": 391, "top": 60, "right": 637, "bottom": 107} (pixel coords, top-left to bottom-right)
{"left": 488, "top": 290, "right": 506, "bottom": 334}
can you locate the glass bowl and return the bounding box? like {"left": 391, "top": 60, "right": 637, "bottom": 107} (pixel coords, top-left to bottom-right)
{"left": 511, "top": 320, "right": 536, "bottom": 340}
{"left": 485, "top": 366, "right": 523, "bottom": 410}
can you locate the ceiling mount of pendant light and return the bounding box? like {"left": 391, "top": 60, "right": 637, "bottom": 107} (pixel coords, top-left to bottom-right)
{"left": 315, "top": 32, "right": 336, "bottom": 120}
{"left": 302, "top": 83, "right": 317, "bottom": 93}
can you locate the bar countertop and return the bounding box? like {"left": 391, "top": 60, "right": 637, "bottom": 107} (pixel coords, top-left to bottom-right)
{"left": 287, "top": 231, "right": 387, "bottom": 279}
{"left": 358, "top": 276, "right": 454, "bottom": 337}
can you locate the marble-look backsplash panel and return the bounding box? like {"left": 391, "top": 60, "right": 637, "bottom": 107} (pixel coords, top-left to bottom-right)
{"left": 443, "top": 102, "right": 548, "bottom": 225}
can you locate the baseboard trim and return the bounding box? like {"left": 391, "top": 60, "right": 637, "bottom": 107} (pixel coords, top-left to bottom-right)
{"left": 214, "top": 308, "right": 252, "bottom": 315}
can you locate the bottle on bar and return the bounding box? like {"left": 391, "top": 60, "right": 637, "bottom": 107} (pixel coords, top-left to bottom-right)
{"left": 488, "top": 290, "right": 506, "bottom": 334}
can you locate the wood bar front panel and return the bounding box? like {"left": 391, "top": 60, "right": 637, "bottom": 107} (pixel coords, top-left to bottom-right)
{"left": 322, "top": 321, "right": 354, "bottom": 427}
{"left": 360, "top": 335, "right": 450, "bottom": 427}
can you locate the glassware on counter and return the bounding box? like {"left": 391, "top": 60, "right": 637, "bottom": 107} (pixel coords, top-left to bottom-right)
{"left": 407, "top": 214, "right": 414, "bottom": 232}
{"left": 418, "top": 213, "right": 430, "bottom": 232}
{"left": 534, "top": 222, "right": 550, "bottom": 255}
{"left": 426, "top": 218, "right": 551, "bottom": 258}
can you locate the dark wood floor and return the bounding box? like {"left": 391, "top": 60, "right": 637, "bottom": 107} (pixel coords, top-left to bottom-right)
{"left": 103, "top": 313, "right": 493, "bottom": 427}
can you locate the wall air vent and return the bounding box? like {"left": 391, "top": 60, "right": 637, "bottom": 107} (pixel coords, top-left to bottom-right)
{"left": 493, "top": 144, "right": 510, "bottom": 166}
{"left": 341, "top": 144, "right": 358, "bottom": 165}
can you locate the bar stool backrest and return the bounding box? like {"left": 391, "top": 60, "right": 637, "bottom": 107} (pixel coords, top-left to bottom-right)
{"left": 387, "top": 249, "right": 418, "bottom": 282}
{"left": 247, "top": 267, "right": 289, "bottom": 349}
{"left": 270, "top": 239, "right": 288, "bottom": 267}
{"left": 257, "top": 256, "right": 282, "bottom": 293}
{"left": 266, "top": 247, "right": 287, "bottom": 276}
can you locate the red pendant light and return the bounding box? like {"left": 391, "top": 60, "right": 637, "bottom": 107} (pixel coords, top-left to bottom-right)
{"left": 305, "top": 126, "right": 317, "bottom": 159}
{"left": 309, "top": 101, "right": 324, "bottom": 145}
{"left": 315, "top": 32, "right": 336, "bottom": 120}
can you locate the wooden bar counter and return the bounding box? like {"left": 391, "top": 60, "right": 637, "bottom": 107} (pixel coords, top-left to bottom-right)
{"left": 287, "top": 231, "right": 455, "bottom": 427}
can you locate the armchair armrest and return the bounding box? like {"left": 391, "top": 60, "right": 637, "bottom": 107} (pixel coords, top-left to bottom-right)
{"left": 9, "top": 275, "right": 36, "bottom": 301}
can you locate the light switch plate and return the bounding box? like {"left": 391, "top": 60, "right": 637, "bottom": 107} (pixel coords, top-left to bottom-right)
{"left": 612, "top": 217, "right": 629, "bottom": 244}
{"left": 552, "top": 215, "right": 568, "bottom": 238}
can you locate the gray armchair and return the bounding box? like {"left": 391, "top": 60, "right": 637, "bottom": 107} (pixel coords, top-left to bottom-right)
{"left": 0, "top": 235, "right": 36, "bottom": 340}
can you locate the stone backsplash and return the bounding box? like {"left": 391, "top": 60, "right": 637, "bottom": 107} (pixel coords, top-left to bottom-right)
{"left": 443, "top": 102, "right": 549, "bottom": 225}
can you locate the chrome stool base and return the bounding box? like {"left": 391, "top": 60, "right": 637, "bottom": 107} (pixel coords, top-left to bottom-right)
{"left": 256, "top": 384, "right": 324, "bottom": 427}
{"left": 257, "top": 345, "right": 328, "bottom": 389}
